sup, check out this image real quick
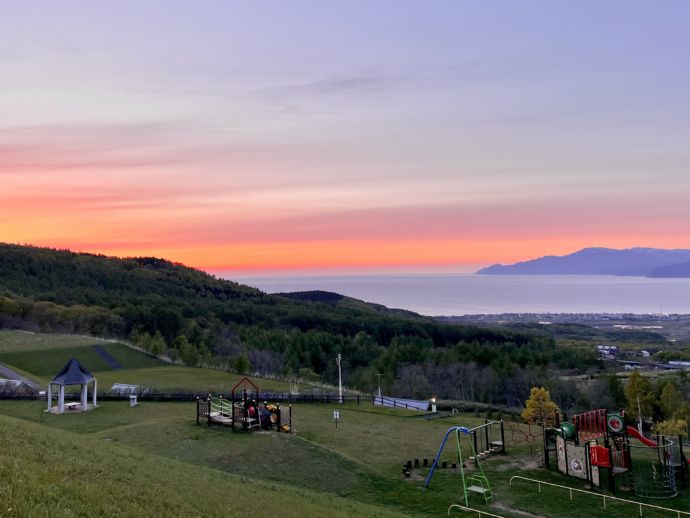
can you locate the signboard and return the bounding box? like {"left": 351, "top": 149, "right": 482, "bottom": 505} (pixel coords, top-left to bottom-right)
{"left": 607, "top": 414, "right": 624, "bottom": 434}
{"left": 568, "top": 444, "right": 588, "bottom": 480}
{"left": 589, "top": 445, "right": 611, "bottom": 468}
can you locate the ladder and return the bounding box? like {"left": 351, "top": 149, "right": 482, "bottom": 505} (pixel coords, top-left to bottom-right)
{"left": 466, "top": 475, "right": 493, "bottom": 504}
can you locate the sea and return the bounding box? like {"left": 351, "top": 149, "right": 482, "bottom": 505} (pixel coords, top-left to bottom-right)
{"left": 231, "top": 274, "right": 690, "bottom": 316}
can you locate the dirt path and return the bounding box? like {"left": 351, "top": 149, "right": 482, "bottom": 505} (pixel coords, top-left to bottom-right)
{"left": 0, "top": 362, "right": 42, "bottom": 390}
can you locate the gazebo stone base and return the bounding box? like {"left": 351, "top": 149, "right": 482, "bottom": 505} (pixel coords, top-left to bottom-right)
{"left": 45, "top": 403, "right": 98, "bottom": 414}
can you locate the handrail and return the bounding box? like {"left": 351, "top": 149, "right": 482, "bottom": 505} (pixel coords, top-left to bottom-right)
{"left": 447, "top": 504, "right": 504, "bottom": 517}
{"left": 373, "top": 395, "right": 428, "bottom": 411}
{"left": 509, "top": 476, "right": 690, "bottom": 517}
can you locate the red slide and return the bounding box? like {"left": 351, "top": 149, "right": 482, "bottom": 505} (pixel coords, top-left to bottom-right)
{"left": 626, "top": 426, "right": 690, "bottom": 466}
{"left": 626, "top": 426, "right": 658, "bottom": 447}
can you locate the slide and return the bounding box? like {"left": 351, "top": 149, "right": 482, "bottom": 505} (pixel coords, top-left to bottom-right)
{"left": 627, "top": 426, "right": 690, "bottom": 467}
{"left": 626, "top": 426, "right": 658, "bottom": 447}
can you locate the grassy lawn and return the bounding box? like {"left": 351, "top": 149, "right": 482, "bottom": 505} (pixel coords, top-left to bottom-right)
{"left": 0, "top": 343, "right": 164, "bottom": 378}
{"left": 0, "top": 329, "right": 164, "bottom": 379}
{"left": 2, "top": 399, "right": 688, "bottom": 517}
{"left": 93, "top": 365, "right": 291, "bottom": 393}
{"left": 0, "top": 413, "right": 402, "bottom": 518}
{"left": 0, "top": 330, "right": 109, "bottom": 352}
{"left": 1, "top": 329, "right": 689, "bottom": 516}
{"left": 0, "top": 330, "right": 291, "bottom": 394}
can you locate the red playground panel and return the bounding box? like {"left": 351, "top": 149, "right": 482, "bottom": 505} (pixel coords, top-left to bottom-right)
{"left": 589, "top": 445, "right": 611, "bottom": 467}
{"left": 574, "top": 409, "right": 607, "bottom": 441}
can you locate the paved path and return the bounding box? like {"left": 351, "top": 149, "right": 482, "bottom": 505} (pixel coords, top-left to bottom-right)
{"left": 93, "top": 345, "right": 122, "bottom": 370}
{"left": 0, "top": 362, "right": 43, "bottom": 390}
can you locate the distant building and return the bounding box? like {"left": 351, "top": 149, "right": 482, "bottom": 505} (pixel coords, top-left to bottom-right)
{"left": 668, "top": 361, "right": 690, "bottom": 368}
{"left": 596, "top": 345, "right": 619, "bottom": 359}
{"left": 640, "top": 350, "right": 651, "bottom": 358}
{"left": 111, "top": 383, "right": 147, "bottom": 395}
{"left": 0, "top": 378, "right": 34, "bottom": 393}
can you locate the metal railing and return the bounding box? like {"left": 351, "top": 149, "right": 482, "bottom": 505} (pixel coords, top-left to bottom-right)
{"left": 373, "top": 395, "right": 429, "bottom": 411}
{"left": 447, "top": 504, "right": 504, "bottom": 517}
{"left": 0, "top": 390, "right": 372, "bottom": 404}
{"left": 509, "top": 476, "right": 690, "bottom": 517}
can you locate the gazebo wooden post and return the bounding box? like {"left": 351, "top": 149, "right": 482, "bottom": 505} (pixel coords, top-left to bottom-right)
{"left": 58, "top": 385, "right": 65, "bottom": 413}
{"left": 92, "top": 379, "right": 97, "bottom": 407}
{"left": 47, "top": 383, "right": 52, "bottom": 412}
{"left": 81, "top": 383, "right": 88, "bottom": 410}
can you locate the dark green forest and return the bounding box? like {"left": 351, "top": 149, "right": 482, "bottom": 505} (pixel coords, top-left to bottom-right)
{"left": 0, "top": 243, "right": 599, "bottom": 405}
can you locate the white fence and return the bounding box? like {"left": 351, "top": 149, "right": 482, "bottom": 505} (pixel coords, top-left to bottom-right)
{"left": 373, "top": 396, "right": 430, "bottom": 411}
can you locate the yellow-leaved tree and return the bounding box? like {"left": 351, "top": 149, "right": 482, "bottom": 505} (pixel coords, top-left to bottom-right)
{"left": 624, "top": 370, "right": 654, "bottom": 422}
{"left": 522, "top": 387, "right": 560, "bottom": 426}
{"left": 654, "top": 419, "right": 688, "bottom": 439}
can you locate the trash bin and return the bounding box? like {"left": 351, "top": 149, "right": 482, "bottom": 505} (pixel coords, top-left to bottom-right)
{"left": 129, "top": 394, "right": 138, "bottom": 407}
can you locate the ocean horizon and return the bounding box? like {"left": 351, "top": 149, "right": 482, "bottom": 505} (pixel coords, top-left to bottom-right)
{"left": 229, "top": 273, "right": 690, "bottom": 316}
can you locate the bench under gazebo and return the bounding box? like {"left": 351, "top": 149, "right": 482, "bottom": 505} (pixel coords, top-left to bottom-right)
{"left": 46, "top": 357, "right": 98, "bottom": 414}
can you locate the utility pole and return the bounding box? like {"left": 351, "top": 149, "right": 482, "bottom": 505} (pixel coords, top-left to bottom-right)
{"left": 336, "top": 353, "right": 343, "bottom": 404}
{"left": 376, "top": 373, "right": 384, "bottom": 399}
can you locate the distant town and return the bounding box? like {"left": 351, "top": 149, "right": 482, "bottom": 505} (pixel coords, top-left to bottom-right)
{"left": 439, "top": 312, "right": 689, "bottom": 340}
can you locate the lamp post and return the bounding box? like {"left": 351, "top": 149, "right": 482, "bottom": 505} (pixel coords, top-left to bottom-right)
{"left": 336, "top": 354, "right": 343, "bottom": 404}
{"left": 376, "top": 373, "right": 384, "bottom": 399}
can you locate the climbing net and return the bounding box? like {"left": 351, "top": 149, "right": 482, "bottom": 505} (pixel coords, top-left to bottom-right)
{"left": 628, "top": 436, "right": 679, "bottom": 499}
{"left": 506, "top": 417, "right": 537, "bottom": 447}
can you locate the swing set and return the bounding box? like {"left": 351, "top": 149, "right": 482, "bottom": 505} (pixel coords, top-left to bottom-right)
{"left": 425, "top": 426, "right": 495, "bottom": 506}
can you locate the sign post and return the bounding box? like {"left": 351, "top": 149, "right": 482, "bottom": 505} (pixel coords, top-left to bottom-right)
{"left": 333, "top": 409, "right": 340, "bottom": 429}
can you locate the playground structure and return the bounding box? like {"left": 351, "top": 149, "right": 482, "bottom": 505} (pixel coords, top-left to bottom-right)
{"left": 544, "top": 408, "right": 688, "bottom": 499}
{"left": 196, "top": 376, "right": 293, "bottom": 433}
{"left": 425, "top": 421, "right": 505, "bottom": 506}
{"left": 505, "top": 416, "right": 538, "bottom": 447}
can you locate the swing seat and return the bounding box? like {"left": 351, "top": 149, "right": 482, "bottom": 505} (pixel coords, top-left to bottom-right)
{"left": 467, "top": 485, "right": 490, "bottom": 494}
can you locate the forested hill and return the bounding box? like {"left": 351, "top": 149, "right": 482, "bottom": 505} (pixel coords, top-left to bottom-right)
{"left": 0, "top": 243, "right": 596, "bottom": 402}
{"left": 477, "top": 247, "right": 690, "bottom": 277}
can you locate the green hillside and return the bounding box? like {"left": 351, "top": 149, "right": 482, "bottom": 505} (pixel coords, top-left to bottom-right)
{"left": 0, "top": 332, "right": 686, "bottom": 518}
{"left": 0, "top": 243, "right": 597, "bottom": 410}
{"left": 0, "top": 343, "right": 161, "bottom": 378}
{"left": 0, "top": 329, "right": 291, "bottom": 392}
{"left": 0, "top": 413, "right": 402, "bottom": 518}
{"left": 2, "top": 399, "right": 688, "bottom": 517}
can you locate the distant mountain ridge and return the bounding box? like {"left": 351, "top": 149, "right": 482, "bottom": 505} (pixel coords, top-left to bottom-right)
{"left": 477, "top": 247, "right": 690, "bottom": 278}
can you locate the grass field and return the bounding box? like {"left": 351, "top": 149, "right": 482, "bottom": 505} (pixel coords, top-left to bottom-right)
{"left": 0, "top": 343, "right": 164, "bottom": 378}
{"left": 94, "top": 365, "right": 291, "bottom": 393}
{"left": 0, "top": 413, "right": 401, "bottom": 518}
{"left": 1, "top": 399, "right": 688, "bottom": 517}
{"left": 0, "top": 330, "right": 109, "bottom": 352}
{"left": 0, "top": 330, "right": 291, "bottom": 393}
{"left": 1, "top": 330, "right": 689, "bottom": 517}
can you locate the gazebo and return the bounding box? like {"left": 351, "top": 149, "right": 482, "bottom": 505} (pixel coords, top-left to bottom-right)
{"left": 47, "top": 358, "right": 97, "bottom": 414}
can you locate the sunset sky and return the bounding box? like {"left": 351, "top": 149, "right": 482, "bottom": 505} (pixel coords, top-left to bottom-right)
{"left": 1, "top": 1, "right": 688, "bottom": 275}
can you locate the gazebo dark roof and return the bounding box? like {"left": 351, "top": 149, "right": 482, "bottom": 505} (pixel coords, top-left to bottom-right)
{"left": 51, "top": 358, "right": 95, "bottom": 385}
